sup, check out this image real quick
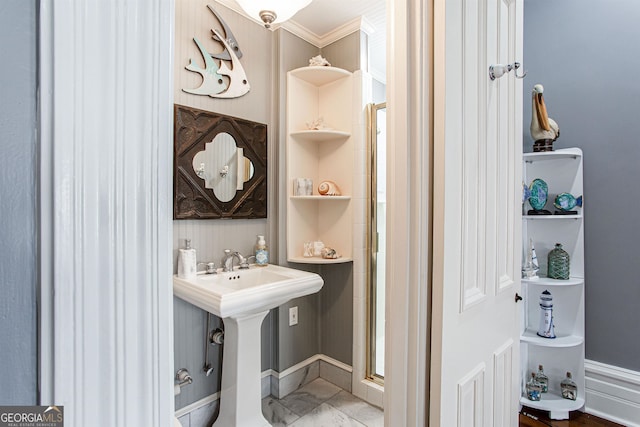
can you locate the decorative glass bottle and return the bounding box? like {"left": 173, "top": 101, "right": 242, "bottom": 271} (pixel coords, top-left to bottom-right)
{"left": 522, "top": 238, "right": 540, "bottom": 280}
{"left": 526, "top": 372, "right": 542, "bottom": 401}
{"left": 535, "top": 365, "right": 549, "bottom": 393}
{"left": 547, "top": 243, "right": 570, "bottom": 280}
{"left": 561, "top": 372, "right": 577, "bottom": 401}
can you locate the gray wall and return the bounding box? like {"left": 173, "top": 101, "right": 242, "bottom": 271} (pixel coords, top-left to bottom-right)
{"left": 274, "top": 29, "right": 323, "bottom": 371}
{"left": 322, "top": 31, "right": 365, "bottom": 73}
{"left": 0, "top": 0, "right": 38, "bottom": 405}
{"left": 319, "top": 264, "right": 353, "bottom": 364}
{"left": 524, "top": 0, "right": 640, "bottom": 371}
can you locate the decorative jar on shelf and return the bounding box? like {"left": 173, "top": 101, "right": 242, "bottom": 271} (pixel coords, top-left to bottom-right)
{"left": 525, "top": 372, "right": 542, "bottom": 401}
{"left": 547, "top": 243, "right": 570, "bottom": 280}
{"left": 535, "top": 365, "right": 549, "bottom": 393}
{"left": 561, "top": 372, "right": 577, "bottom": 400}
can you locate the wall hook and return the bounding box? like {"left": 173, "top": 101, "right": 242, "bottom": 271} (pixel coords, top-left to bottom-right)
{"left": 220, "top": 164, "right": 229, "bottom": 177}
{"left": 489, "top": 61, "right": 527, "bottom": 80}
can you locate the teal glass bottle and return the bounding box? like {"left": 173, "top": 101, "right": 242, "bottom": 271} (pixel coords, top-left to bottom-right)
{"left": 547, "top": 243, "right": 570, "bottom": 280}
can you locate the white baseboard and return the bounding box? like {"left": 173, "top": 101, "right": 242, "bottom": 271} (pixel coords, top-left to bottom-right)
{"left": 274, "top": 353, "right": 353, "bottom": 379}
{"left": 272, "top": 354, "right": 353, "bottom": 398}
{"left": 174, "top": 392, "right": 220, "bottom": 418}
{"left": 585, "top": 359, "right": 640, "bottom": 427}
{"left": 175, "top": 354, "right": 354, "bottom": 418}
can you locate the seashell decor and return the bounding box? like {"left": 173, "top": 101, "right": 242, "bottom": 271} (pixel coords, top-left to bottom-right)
{"left": 309, "top": 55, "right": 331, "bottom": 67}
{"left": 306, "top": 117, "right": 331, "bottom": 130}
{"left": 321, "top": 247, "right": 339, "bottom": 259}
{"left": 318, "top": 180, "right": 341, "bottom": 196}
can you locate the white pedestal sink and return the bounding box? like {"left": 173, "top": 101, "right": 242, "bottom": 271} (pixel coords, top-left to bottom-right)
{"left": 173, "top": 264, "right": 324, "bottom": 427}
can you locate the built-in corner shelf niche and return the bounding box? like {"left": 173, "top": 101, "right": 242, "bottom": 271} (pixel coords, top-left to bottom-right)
{"left": 520, "top": 147, "right": 586, "bottom": 418}
{"left": 286, "top": 66, "right": 356, "bottom": 264}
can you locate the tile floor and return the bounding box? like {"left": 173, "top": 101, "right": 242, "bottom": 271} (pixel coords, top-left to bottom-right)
{"left": 262, "top": 378, "right": 384, "bottom": 427}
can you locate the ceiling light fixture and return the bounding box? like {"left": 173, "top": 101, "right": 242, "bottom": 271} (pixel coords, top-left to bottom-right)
{"left": 234, "top": 0, "right": 313, "bottom": 28}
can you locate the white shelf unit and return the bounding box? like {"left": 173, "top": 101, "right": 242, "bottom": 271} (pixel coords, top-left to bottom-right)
{"left": 521, "top": 147, "right": 585, "bottom": 420}
{"left": 286, "top": 66, "right": 356, "bottom": 264}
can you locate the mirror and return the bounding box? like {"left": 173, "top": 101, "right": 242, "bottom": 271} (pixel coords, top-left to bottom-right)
{"left": 192, "top": 132, "right": 255, "bottom": 202}
{"left": 174, "top": 104, "right": 267, "bottom": 219}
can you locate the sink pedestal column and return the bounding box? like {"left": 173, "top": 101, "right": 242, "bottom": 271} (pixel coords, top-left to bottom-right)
{"left": 213, "top": 310, "right": 271, "bottom": 427}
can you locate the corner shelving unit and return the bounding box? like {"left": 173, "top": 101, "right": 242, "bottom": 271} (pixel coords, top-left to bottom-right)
{"left": 286, "top": 66, "right": 355, "bottom": 264}
{"left": 520, "top": 147, "right": 585, "bottom": 419}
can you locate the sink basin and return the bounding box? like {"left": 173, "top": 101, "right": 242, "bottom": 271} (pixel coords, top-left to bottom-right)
{"left": 173, "top": 263, "right": 323, "bottom": 318}
{"left": 173, "top": 263, "right": 323, "bottom": 427}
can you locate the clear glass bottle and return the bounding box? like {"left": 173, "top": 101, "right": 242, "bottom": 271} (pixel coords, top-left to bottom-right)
{"left": 535, "top": 365, "right": 549, "bottom": 393}
{"left": 526, "top": 372, "right": 542, "bottom": 401}
{"left": 561, "top": 371, "right": 577, "bottom": 401}
{"left": 547, "top": 243, "right": 570, "bottom": 280}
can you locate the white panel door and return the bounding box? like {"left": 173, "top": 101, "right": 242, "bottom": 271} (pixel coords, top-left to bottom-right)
{"left": 431, "top": 0, "right": 523, "bottom": 425}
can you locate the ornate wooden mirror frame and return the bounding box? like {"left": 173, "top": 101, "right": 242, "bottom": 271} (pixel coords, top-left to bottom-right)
{"left": 173, "top": 104, "right": 267, "bottom": 219}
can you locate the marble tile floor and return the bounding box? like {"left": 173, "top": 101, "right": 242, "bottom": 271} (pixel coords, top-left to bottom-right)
{"left": 262, "top": 378, "right": 384, "bottom": 427}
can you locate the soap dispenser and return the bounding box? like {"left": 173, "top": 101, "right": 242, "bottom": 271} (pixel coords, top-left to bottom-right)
{"left": 178, "top": 239, "right": 197, "bottom": 279}
{"left": 255, "top": 235, "right": 269, "bottom": 266}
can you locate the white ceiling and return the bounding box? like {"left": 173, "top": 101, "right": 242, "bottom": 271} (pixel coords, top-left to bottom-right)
{"left": 221, "top": 0, "right": 387, "bottom": 82}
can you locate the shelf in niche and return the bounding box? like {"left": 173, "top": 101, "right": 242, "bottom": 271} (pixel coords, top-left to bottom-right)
{"left": 290, "top": 129, "right": 351, "bottom": 142}
{"left": 290, "top": 195, "right": 351, "bottom": 201}
{"left": 523, "top": 214, "right": 582, "bottom": 220}
{"left": 286, "top": 65, "right": 355, "bottom": 268}
{"left": 520, "top": 394, "right": 585, "bottom": 412}
{"left": 288, "top": 256, "right": 353, "bottom": 265}
{"left": 522, "top": 276, "right": 584, "bottom": 286}
{"left": 524, "top": 148, "right": 583, "bottom": 163}
{"left": 289, "top": 66, "right": 351, "bottom": 86}
{"left": 521, "top": 329, "right": 584, "bottom": 348}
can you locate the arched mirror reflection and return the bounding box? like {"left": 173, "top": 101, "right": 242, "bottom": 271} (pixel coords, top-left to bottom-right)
{"left": 193, "top": 132, "right": 255, "bottom": 203}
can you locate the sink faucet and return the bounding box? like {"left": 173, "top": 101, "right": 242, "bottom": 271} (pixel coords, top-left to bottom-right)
{"left": 222, "top": 250, "right": 251, "bottom": 272}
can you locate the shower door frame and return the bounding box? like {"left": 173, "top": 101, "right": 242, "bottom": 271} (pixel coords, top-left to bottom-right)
{"left": 366, "top": 102, "right": 387, "bottom": 385}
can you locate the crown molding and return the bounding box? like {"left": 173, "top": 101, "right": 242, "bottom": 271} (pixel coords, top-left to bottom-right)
{"left": 279, "top": 19, "right": 323, "bottom": 46}
{"left": 285, "top": 15, "right": 375, "bottom": 48}
{"left": 320, "top": 16, "right": 375, "bottom": 47}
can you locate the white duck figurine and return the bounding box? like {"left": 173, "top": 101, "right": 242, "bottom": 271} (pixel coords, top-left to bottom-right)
{"left": 530, "top": 84, "right": 559, "bottom": 151}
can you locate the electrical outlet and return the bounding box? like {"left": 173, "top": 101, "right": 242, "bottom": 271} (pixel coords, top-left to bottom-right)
{"left": 289, "top": 306, "right": 298, "bottom": 326}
